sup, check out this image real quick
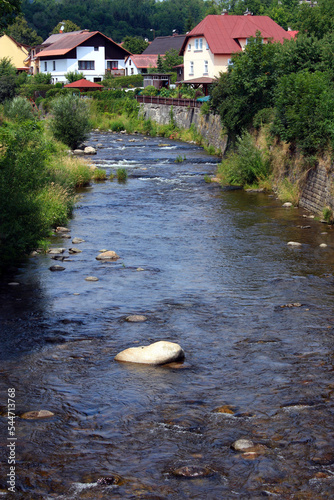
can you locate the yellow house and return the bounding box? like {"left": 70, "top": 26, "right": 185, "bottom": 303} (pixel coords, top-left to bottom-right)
{"left": 0, "top": 34, "right": 30, "bottom": 71}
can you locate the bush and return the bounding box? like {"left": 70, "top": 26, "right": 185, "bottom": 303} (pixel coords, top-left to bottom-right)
{"left": 116, "top": 168, "right": 128, "bottom": 182}
{"left": 0, "top": 58, "right": 18, "bottom": 103}
{"left": 32, "top": 72, "right": 52, "bottom": 84}
{"left": 65, "top": 71, "right": 85, "bottom": 83}
{"left": 49, "top": 95, "right": 92, "bottom": 149}
{"left": 142, "top": 85, "right": 158, "bottom": 96}
{"left": 19, "top": 84, "right": 54, "bottom": 99}
{"left": 218, "top": 131, "right": 270, "bottom": 186}
{"left": 4, "top": 97, "right": 37, "bottom": 121}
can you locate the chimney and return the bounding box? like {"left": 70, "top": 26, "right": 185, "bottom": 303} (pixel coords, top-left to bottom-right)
{"left": 244, "top": 9, "right": 253, "bottom": 16}
{"left": 221, "top": 10, "right": 228, "bottom": 15}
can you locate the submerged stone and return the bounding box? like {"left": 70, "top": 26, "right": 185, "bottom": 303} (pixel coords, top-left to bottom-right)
{"left": 72, "top": 237, "right": 85, "bottom": 244}
{"left": 47, "top": 248, "right": 65, "bottom": 254}
{"left": 171, "top": 466, "right": 213, "bottom": 478}
{"left": 49, "top": 265, "right": 65, "bottom": 271}
{"left": 125, "top": 315, "right": 147, "bottom": 322}
{"left": 115, "top": 340, "right": 185, "bottom": 365}
{"left": 232, "top": 439, "right": 254, "bottom": 451}
{"left": 21, "top": 410, "right": 54, "bottom": 419}
{"left": 287, "top": 241, "right": 302, "bottom": 247}
{"left": 85, "top": 276, "right": 99, "bottom": 282}
{"left": 69, "top": 247, "right": 82, "bottom": 254}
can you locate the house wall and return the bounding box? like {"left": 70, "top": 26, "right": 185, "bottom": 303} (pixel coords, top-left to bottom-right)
{"left": 0, "top": 35, "right": 29, "bottom": 69}
{"left": 183, "top": 35, "right": 231, "bottom": 79}
{"left": 124, "top": 58, "right": 141, "bottom": 76}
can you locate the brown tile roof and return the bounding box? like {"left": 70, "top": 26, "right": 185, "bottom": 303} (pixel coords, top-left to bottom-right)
{"left": 180, "top": 15, "right": 290, "bottom": 55}
{"left": 37, "top": 31, "right": 130, "bottom": 58}
{"left": 142, "top": 34, "right": 186, "bottom": 55}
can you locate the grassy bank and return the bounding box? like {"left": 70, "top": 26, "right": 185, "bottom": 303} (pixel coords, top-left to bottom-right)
{"left": 0, "top": 111, "right": 96, "bottom": 267}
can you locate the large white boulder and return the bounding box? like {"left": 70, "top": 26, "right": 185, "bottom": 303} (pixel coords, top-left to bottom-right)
{"left": 115, "top": 341, "right": 185, "bottom": 365}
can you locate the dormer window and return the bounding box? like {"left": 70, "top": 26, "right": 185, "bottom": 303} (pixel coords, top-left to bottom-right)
{"left": 188, "top": 43, "right": 191, "bottom": 50}
{"left": 195, "top": 38, "right": 203, "bottom": 50}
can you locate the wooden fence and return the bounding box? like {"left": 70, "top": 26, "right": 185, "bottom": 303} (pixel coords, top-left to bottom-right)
{"left": 135, "top": 95, "right": 202, "bottom": 108}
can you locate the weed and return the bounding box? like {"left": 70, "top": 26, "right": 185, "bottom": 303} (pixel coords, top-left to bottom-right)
{"left": 92, "top": 168, "right": 107, "bottom": 181}
{"left": 175, "top": 154, "right": 186, "bottom": 163}
{"left": 116, "top": 167, "right": 128, "bottom": 182}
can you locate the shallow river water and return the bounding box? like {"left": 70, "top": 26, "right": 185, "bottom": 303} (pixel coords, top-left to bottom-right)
{"left": 0, "top": 132, "right": 334, "bottom": 499}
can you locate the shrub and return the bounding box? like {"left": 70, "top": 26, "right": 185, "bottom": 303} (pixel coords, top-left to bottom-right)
{"left": 323, "top": 206, "right": 333, "bottom": 223}
{"left": 65, "top": 71, "right": 85, "bottom": 83}
{"left": 200, "top": 102, "right": 211, "bottom": 116}
{"left": 4, "top": 97, "right": 37, "bottom": 121}
{"left": 32, "top": 72, "right": 52, "bottom": 84}
{"left": 116, "top": 168, "right": 128, "bottom": 182}
{"left": 218, "top": 131, "right": 270, "bottom": 186}
{"left": 142, "top": 85, "right": 158, "bottom": 96}
{"left": 49, "top": 94, "right": 92, "bottom": 149}
{"left": 92, "top": 168, "right": 107, "bottom": 181}
{"left": 0, "top": 57, "right": 18, "bottom": 103}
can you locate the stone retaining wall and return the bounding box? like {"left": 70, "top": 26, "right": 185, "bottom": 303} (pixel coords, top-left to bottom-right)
{"left": 299, "top": 161, "right": 334, "bottom": 214}
{"left": 138, "top": 103, "right": 228, "bottom": 154}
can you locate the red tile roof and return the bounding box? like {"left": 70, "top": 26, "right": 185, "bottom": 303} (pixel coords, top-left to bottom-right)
{"left": 180, "top": 15, "right": 290, "bottom": 55}
{"left": 126, "top": 54, "right": 158, "bottom": 69}
{"left": 64, "top": 78, "right": 104, "bottom": 88}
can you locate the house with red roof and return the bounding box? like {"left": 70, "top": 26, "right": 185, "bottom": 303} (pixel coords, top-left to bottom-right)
{"left": 179, "top": 13, "right": 292, "bottom": 84}
{"left": 37, "top": 30, "right": 131, "bottom": 84}
{"left": 124, "top": 54, "right": 159, "bottom": 76}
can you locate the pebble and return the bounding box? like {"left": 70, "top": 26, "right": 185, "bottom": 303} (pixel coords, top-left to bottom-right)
{"left": 60, "top": 234, "right": 71, "bottom": 239}
{"left": 85, "top": 276, "right": 99, "bottom": 282}
{"left": 232, "top": 438, "right": 254, "bottom": 451}
{"left": 282, "top": 202, "right": 293, "bottom": 207}
{"left": 47, "top": 248, "right": 65, "bottom": 254}
{"left": 287, "top": 241, "right": 302, "bottom": 247}
{"left": 49, "top": 265, "right": 65, "bottom": 271}
{"left": 84, "top": 146, "right": 97, "bottom": 155}
{"left": 136, "top": 267, "right": 145, "bottom": 271}
{"left": 69, "top": 247, "right": 82, "bottom": 254}
{"left": 72, "top": 237, "right": 85, "bottom": 244}
{"left": 125, "top": 315, "right": 147, "bottom": 322}
{"left": 319, "top": 243, "right": 328, "bottom": 248}
{"left": 21, "top": 410, "right": 54, "bottom": 419}
{"left": 96, "top": 251, "right": 120, "bottom": 260}
{"left": 56, "top": 227, "right": 70, "bottom": 233}
{"left": 8, "top": 282, "right": 20, "bottom": 286}
{"left": 213, "top": 405, "right": 235, "bottom": 415}
{"left": 171, "top": 466, "right": 213, "bottom": 478}
{"left": 115, "top": 340, "right": 185, "bottom": 365}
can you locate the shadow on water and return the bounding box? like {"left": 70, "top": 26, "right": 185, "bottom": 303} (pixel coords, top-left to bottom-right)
{"left": 0, "top": 133, "right": 334, "bottom": 498}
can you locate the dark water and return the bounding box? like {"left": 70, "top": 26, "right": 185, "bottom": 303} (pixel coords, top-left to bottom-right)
{"left": 0, "top": 133, "right": 334, "bottom": 499}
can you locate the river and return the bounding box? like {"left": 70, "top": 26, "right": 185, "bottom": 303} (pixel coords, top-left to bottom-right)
{"left": 0, "top": 132, "right": 333, "bottom": 499}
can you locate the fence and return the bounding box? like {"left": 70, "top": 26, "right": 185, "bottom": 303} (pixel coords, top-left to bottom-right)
{"left": 135, "top": 95, "right": 202, "bottom": 108}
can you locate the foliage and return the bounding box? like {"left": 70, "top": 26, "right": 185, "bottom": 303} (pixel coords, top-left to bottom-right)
{"left": 4, "top": 96, "right": 37, "bottom": 121}
{"left": 211, "top": 33, "right": 279, "bottom": 139}
{"left": 49, "top": 94, "right": 92, "bottom": 149}
{"left": 65, "top": 71, "right": 85, "bottom": 83}
{"left": 52, "top": 19, "right": 80, "bottom": 34}
{"left": 218, "top": 131, "right": 270, "bottom": 186}
{"left": 19, "top": 83, "right": 54, "bottom": 99}
{"left": 122, "top": 35, "right": 149, "bottom": 54}
{"left": 32, "top": 72, "right": 52, "bottom": 84}
{"left": 116, "top": 167, "right": 128, "bottom": 182}
{"left": 0, "top": 0, "right": 21, "bottom": 30}
{"left": 157, "top": 54, "right": 164, "bottom": 72}
{"left": 92, "top": 168, "right": 107, "bottom": 181}
{"left": 102, "top": 74, "right": 143, "bottom": 89}
{"left": 322, "top": 206, "right": 333, "bottom": 223}
{"left": 0, "top": 57, "right": 17, "bottom": 103}
{"left": 5, "top": 15, "right": 43, "bottom": 45}
{"left": 142, "top": 85, "right": 158, "bottom": 96}
{"left": 273, "top": 70, "right": 334, "bottom": 156}
{"left": 200, "top": 101, "right": 211, "bottom": 116}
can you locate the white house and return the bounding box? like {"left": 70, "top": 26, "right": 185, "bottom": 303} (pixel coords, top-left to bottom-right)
{"left": 124, "top": 54, "right": 158, "bottom": 75}
{"left": 179, "top": 13, "right": 293, "bottom": 83}
{"left": 37, "top": 30, "right": 131, "bottom": 83}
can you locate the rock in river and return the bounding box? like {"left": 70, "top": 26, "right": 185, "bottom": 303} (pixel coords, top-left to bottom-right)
{"left": 84, "top": 146, "right": 97, "bottom": 155}
{"left": 85, "top": 276, "right": 99, "bottom": 282}
{"left": 21, "top": 410, "right": 54, "bottom": 419}
{"left": 47, "top": 248, "right": 65, "bottom": 254}
{"left": 96, "top": 250, "right": 120, "bottom": 260}
{"left": 115, "top": 341, "right": 185, "bottom": 365}
{"left": 171, "top": 466, "right": 214, "bottom": 478}
{"left": 287, "top": 241, "right": 302, "bottom": 247}
{"left": 125, "top": 315, "right": 147, "bottom": 322}
{"left": 232, "top": 438, "right": 254, "bottom": 451}
{"left": 72, "top": 237, "right": 85, "bottom": 244}
{"left": 49, "top": 265, "right": 65, "bottom": 271}
{"left": 69, "top": 247, "right": 82, "bottom": 254}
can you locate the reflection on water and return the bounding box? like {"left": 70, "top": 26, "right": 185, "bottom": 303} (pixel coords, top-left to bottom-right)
{"left": 0, "top": 133, "right": 334, "bottom": 498}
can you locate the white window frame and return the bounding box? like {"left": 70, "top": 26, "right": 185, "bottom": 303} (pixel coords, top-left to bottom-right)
{"left": 195, "top": 38, "right": 198, "bottom": 50}
{"left": 204, "top": 60, "right": 208, "bottom": 74}
{"left": 78, "top": 60, "right": 95, "bottom": 70}
{"left": 188, "top": 43, "right": 191, "bottom": 50}
{"left": 190, "top": 61, "right": 194, "bottom": 75}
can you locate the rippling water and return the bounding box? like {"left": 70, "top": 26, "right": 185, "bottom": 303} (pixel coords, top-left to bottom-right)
{"left": 0, "top": 133, "right": 334, "bottom": 499}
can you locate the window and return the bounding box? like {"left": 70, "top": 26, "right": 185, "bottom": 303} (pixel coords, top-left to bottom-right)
{"left": 94, "top": 46, "right": 99, "bottom": 51}
{"left": 131, "top": 68, "right": 134, "bottom": 75}
{"left": 44, "top": 61, "right": 47, "bottom": 71}
{"left": 190, "top": 61, "right": 194, "bottom": 75}
{"left": 199, "top": 38, "right": 203, "bottom": 50}
{"left": 206, "top": 40, "right": 209, "bottom": 50}
{"left": 204, "top": 60, "right": 208, "bottom": 74}
{"left": 107, "top": 61, "right": 118, "bottom": 70}
{"left": 78, "top": 60, "right": 95, "bottom": 70}
{"left": 195, "top": 38, "right": 198, "bottom": 50}
{"left": 53, "top": 61, "right": 56, "bottom": 71}
{"left": 129, "top": 59, "right": 132, "bottom": 66}
{"left": 228, "top": 59, "right": 233, "bottom": 67}
{"left": 195, "top": 38, "right": 203, "bottom": 50}
{"left": 188, "top": 43, "right": 191, "bottom": 50}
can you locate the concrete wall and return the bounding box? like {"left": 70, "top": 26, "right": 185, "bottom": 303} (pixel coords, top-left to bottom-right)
{"left": 138, "top": 103, "right": 228, "bottom": 154}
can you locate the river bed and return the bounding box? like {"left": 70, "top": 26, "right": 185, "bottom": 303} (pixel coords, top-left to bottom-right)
{"left": 0, "top": 132, "right": 333, "bottom": 499}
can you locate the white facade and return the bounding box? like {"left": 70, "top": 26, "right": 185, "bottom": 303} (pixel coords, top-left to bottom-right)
{"left": 124, "top": 57, "right": 141, "bottom": 76}
{"left": 40, "top": 45, "right": 125, "bottom": 83}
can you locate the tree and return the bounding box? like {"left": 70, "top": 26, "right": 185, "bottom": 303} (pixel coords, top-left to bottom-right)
{"left": 161, "top": 48, "right": 183, "bottom": 72}
{"left": 6, "top": 16, "right": 42, "bottom": 45}
{"left": 52, "top": 19, "right": 80, "bottom": 34}
{"left": 49, "top": 94, "right": 92, "bottom": 149}
{"left": 157, "top": 54, "right": 164, "bottom": 72}
{"left": 0, "top": 0, "right": 21, "bottom": 30}
{"left": 65, "top": 71, "right": 84, "bottom": 83}
{"left": 122, "top": 35, "right": 149, "bottom": 54}
{"left": 0, "top": 57, "right": 17, "bottom": 102}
